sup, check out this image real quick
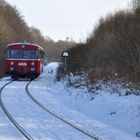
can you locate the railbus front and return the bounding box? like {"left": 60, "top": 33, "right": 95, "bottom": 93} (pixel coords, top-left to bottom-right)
{"left": 5, "top": 43, "right": 44, "bottom": 79}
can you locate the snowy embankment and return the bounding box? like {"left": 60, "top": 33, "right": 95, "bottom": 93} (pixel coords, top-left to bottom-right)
{"left": 0, "top": 62, "right": 140, "bottom": 140}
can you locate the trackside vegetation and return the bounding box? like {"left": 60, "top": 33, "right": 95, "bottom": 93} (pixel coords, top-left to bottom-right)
{"left": 67, "top": 0, "right": 140, "bottom": 83}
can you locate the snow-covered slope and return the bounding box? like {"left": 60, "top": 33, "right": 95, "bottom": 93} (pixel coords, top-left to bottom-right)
{"left": 0, "top": 62, "right": 139, "bottom": 140}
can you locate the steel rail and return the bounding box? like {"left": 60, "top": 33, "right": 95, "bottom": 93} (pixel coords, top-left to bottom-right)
{"left": 26, "top": 80, "right": 103, "bottom": 140}
{"left": 0, "top": 80, "right": 33, "bottom": 140}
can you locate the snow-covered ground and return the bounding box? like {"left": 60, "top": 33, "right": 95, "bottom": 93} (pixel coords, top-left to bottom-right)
{"left": 0, "top": 62, "right": 140, "bottom": 140}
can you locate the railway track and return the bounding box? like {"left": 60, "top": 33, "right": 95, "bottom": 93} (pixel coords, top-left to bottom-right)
{"left": 26, "top": 80, "right": 103, "bottom": 140}
{"left": 0, "top": 79, "right": 103, "bottom": 140}
{"left": 0, "top": 80, "right": 33, "bottom": 140}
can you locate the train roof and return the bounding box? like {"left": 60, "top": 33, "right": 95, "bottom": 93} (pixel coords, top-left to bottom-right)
{"left": 5, "top": 43, "right": 44, "bottom": 51}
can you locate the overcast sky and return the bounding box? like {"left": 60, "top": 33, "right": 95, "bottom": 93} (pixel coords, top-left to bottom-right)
{"left": 5, "top": 0, "right": 131, "bottom": 42}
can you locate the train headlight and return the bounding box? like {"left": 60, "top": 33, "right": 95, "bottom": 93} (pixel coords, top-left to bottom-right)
{"left": 10, "top": 62, "right": 14, "bottom": 65}
{"left": 31, "top": 67, "right": 35, "bottom": 71}
{"left": 31, "top": 62, "right": 35, "bottom": 66}
{"left": 10, "top": 67, "right": 14, "bottom": 71}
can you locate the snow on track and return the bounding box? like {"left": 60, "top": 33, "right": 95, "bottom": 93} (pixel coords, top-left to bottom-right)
{"left": 0, "top": 80, "right": 25, "bottom": 140}
{"left": 29, "top": 79, "right": 139, "bottom": 140}
{"left": 0, "top": 81, "right": 93, "bottom": 140}
{"left": 0, "top": 62, "right": 139, "bottom": 140}
{"left": 26, "top": 81, "right": 101, "bottom": 140}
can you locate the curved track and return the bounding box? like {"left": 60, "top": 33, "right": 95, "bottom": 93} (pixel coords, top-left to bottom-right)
{"left": 0, "top": 80, "right": 33, "bottom": 140}
{"left": 26, "top": 80, "right": 103, "bottom": 140}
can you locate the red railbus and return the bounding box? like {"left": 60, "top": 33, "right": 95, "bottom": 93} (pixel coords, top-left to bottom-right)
{"left": 5, "top": 43, "right": 44, "bottom": 79}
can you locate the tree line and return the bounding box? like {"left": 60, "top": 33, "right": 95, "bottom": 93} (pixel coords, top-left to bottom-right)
{"left": 67, "top": 0, "right": 140, "bottom": 83}
{"left": 0, "top": 0, "right": 75, "bottom": 76}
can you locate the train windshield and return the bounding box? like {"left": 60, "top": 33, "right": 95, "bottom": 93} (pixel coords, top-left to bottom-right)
{"left": 7, "top": 49, "right": 36, "bottom": 59}
{"left": 10, "top": 50, "right": 22, "bottom": 59}
{"left": 23, "top": 50, "right": 36, "bottom": 59}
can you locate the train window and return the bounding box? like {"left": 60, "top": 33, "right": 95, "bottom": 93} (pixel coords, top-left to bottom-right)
{"left": 40, "top": 51, "right": 42, "bottom": 59}
{"left": 6, "top": 50, "right": 10, "bottom": 58}
{"left": 36, "top": 50, "right": 40, "bottom": 59}
{"left": 40, "top": 51, "right": 44, "bottom": 59}
{"left": 11, "top": 50, "right": 22, "bottom": 59}
{"left": 23, "top": 50, "right": 36, "bottom": 59}
{"left": 35, "top": 50, "right": 44, "bottom": 59}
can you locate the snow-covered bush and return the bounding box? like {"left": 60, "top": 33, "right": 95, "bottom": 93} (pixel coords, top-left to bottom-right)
{"left": 63, "top": 73, "right": 140, "bottom": 100}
